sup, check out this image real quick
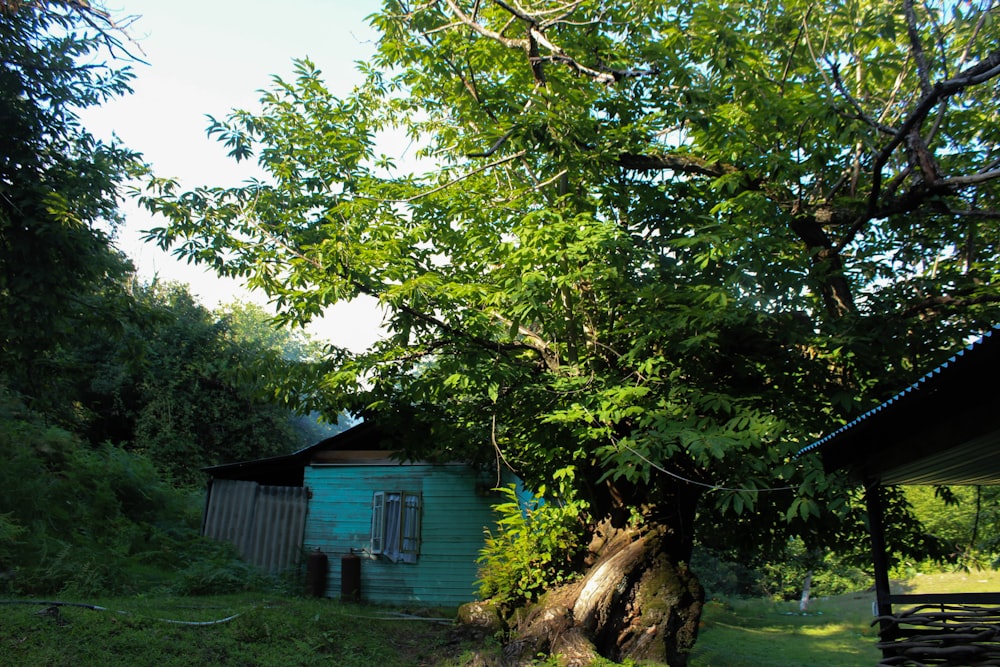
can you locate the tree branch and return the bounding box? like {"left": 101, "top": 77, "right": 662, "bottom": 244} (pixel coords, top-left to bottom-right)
{"left": 15, "top": 0, "right": 151, "bottom": 64}
{"left": 937, "top": 169, "right": 1000, "bottom": 188}
{"left": 847, "top": 49, "right": 1000, "bottom": 249}
{"left": 358, "top": 150, "right": 527, "bottom": 203}
{"left": 492, "top": 312, "right": 561, "bottom": 371}
{"left": 837, "top": 164, "right": 1000, "bottom": 254}
{"left": 442, "top": 0, "right": 528, "bottom": 49}
{"left": 440, "top": 0, "right": 651, "bottom": 86}
{"left": 904, "top": 0, "right": 933, "bottom": 96}
{"left": 467, "top": 128, "right": 515, "bottom": 158}
{"left": 829, "top": 63, "right": 898, "bottom": 136}
{"left": 900, "top": 292, "right": 1000, "bottom": 319}
{"left": 617, "top": 152, "right": 739, "bottom": 178}
{"left": 871, "top": 48, "right": 1000, "bottom": 186}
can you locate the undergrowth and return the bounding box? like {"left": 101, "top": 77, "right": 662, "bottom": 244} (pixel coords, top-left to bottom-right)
{"left": 476, "top": 483, "right": 587, "bottom": 612}
{"left": 0, "top": 594, "right": 480, "bottom": 667}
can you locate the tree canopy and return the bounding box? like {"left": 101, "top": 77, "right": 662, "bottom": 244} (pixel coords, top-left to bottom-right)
{"left": 0, "top": 0, "right": 142, "bottom": 403}
{"left": 1, "top": 0, "right": 339, "bottom": 497}
{"left": 0, "top": 1, "right": 330, "bottom": 598}
{"left": 140, "top": 0, "right": 1000, "bottom": 661}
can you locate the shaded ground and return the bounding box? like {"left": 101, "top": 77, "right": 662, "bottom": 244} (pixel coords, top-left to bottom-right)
{"left": 0, "top": 596, "right": 490, "bottom": 667}
{"left": 5, "top": 572, "right": 1000, "bottom": 667}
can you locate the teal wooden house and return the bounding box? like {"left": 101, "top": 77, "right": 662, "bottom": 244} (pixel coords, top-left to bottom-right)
{"left": 202, "top": 422, "right": 502, "bottom": 607}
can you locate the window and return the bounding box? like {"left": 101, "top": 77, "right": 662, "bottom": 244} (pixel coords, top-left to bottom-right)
{"left": 370, "top": 491, "right": 421, "bottom": 563}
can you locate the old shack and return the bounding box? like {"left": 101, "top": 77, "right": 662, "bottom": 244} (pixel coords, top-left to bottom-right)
{"left": 203, "top": 421, "right": 504, "bottom": 606}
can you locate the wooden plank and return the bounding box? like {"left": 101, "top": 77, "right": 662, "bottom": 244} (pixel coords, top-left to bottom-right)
{"left": 889, "top": 592, "right": 1000, "bottom": 605}
{"left": 310, "top": 450, "right": 399, "bottom": 463}
{"left": 302, "top": 463, "right": 499, "bottom": 606}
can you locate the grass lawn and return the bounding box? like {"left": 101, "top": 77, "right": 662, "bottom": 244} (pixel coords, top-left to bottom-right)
{"left": 689, "top": 594, "right": 881, "bottom": 666}
{"left": 3, "top": 571, "right": 999, "bottom": 666}
{"left": 690, "top": 569, "right": 1000, "bottom": 667}
{"left": 0, "top": 594, "right": 483, "bottom": 667}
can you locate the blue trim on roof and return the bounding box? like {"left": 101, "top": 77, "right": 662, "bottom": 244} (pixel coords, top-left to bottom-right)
{"left": 798, "top": 325, "right": 1000, "bottom": 457}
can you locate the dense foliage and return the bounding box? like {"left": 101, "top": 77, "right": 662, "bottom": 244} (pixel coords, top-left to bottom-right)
{"left": 70, "top": 283, "right": 327, "bottom": 484}
{"left": 142, "top": 0, "right": 1000, "bottom": 556}
{"left": 0, "top": 1, "right": 139, "bottom": 391}
{"left": 0, "top": 2, "right": 339, "bottom": 596}
{"left": 904, "top": 485, "right": 1000, "bottom": 571}
{"left": 477, "top": 483, "right": 588, "bottom": 611}
{"left": 0, "top": 286, "right": 330, "bottom": 594}
{"left": 0, "top": 387, "right": 199, "bottom": 595}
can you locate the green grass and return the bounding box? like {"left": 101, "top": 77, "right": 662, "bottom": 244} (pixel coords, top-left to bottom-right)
{"left": 0, "top": 594, "right": 484, "bottom": 667}
{"left": 3, "top": 570, "right": 999, "bottom": 666}
{"left": 690, "top": 568, "right": 1000, "bottom": 667}
{"left": 900, "top": 569, "right": 1000, "bottom": 595}
{"left": 689, "top": 594, "right": 881, "bottom": 666}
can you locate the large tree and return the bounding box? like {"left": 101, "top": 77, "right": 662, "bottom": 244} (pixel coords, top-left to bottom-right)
{"left": 141, "top": 0, "right": 1000, "bottom": 663}
{"left": 0, "top": 0, "right": 142, "bottom": 405}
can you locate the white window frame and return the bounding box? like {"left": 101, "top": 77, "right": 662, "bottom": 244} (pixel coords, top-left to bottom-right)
{"left": 370, "top": 490, "right": 421, "bottom": 562}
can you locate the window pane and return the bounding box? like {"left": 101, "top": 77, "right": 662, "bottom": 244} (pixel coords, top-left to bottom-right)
{"left": 372, "top": 491, "right": 420, "bottom": 563}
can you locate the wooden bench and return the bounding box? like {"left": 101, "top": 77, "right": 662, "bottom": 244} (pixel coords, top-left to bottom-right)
{"left": 875, "top": 594, "right": 1000, "bottom": 666}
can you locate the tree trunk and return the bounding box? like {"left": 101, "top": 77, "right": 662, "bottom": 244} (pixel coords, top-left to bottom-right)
{"left": 502, "top": 494, "right": 705, "bottom": 666}
{"left": 799, "top": 570, "right": 812, "bottom": 613}
{"left": 789, "top": 214, "right": 857, "bottom": 318}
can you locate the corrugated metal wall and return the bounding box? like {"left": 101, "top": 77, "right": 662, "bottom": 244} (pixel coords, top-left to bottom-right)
{"left": 202, "top": 479, "right": 309, "bottom": 573}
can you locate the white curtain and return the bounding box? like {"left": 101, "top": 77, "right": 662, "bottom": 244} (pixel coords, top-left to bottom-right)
{"left": 383, "top": 492, "right": 403, "bottom": 561}
{"left": 374, "top": 491, "right": 419, "bottom": 563}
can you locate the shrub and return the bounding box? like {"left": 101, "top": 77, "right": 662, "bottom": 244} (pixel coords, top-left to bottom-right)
{"left": 756, "top": 537, "right": 870, "bottom": 601}
{"left": 0, "top": 389, "right": 204, "bottom": 595}
{"left": 169, "top": 539, "right": 277, "bottom": 595}
{"left": 691, "top": 547, "right": 761, "bottom": 598}
{"left": 477, "top": 483, "right": 587, "bottom": 611}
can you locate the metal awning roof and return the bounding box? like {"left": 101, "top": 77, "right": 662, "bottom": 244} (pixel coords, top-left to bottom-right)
{"left": 800, "top": 326, "right": 1000, "bottom": 485}
{"left": 203, "top": 421, "right": 387, "bottom": 485}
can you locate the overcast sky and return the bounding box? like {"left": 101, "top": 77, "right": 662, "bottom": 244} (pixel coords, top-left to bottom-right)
{"left": 84, "top": 0, "right": 385, "bottom": 351}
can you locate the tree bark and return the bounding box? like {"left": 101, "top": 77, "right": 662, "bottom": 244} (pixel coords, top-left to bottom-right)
{"left": 789, "top": 214, "right": 857, "bottom": 317}
{"left": 799, "top": 570, "right": 813, "bottom": 613}
{"left": 500, "top": 489, "right": 705, "bottom": 666}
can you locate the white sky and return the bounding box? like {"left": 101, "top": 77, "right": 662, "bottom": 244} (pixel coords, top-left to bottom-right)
{"left": 83, "top": 0, "right": 386, "bottom": 351}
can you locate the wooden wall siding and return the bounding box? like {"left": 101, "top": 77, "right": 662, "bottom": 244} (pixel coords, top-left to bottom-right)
{"left": 303, "top": 464, "right": 498, "bottom": 607}
{"left": 202, "top": 479, "right": 309, "bottom": 573}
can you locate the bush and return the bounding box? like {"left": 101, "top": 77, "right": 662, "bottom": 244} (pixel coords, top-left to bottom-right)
{"left": 691, "top": 547, "right": 761, "bottom": 598}
{"left": 0, "top": 389, "right": 205, "bottom": 595}
{"left": 169, "top": 539, "right": 277, "bottom": 595}
{"left": 756, "top": 537, "right": 870, "bottom": 601}
{"left": 693, "top": 537, "right": 871, "bottom": 602}
{"left": 476, "top": 483, "right": 587, "bottom": 611}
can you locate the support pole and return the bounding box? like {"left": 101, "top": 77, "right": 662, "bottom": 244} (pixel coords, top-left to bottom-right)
{"left": 865, "top": 479, "right": 895, "bottom": 644}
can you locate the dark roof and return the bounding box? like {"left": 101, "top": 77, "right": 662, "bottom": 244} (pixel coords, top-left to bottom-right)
{"left": 800, "top": 326, "right": 1000, "bottom": 485}
{"left": 203, "top": 421, "right": 389, "bottom": 486}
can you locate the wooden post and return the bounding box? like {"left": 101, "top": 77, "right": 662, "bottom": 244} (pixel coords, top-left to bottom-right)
{"left": 865, "top": 479, "right": 895, "bottom": 643}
